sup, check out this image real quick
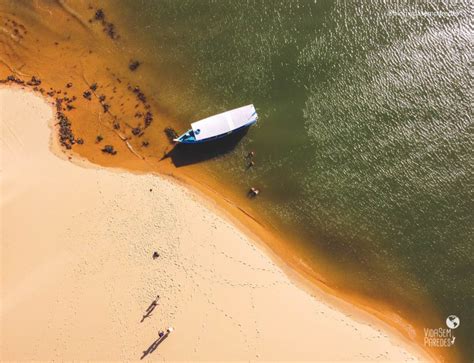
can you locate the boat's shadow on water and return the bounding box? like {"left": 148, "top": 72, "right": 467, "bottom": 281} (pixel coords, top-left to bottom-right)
{"left": 162, "top": 128, "right": 249, "bottom": 167}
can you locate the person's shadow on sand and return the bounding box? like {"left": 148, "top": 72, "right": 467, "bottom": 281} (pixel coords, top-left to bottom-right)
{"left": 140, "top": 333, "right": 169, "bottom": 359}
{"left": 140, "top": 295, "right": 160, "bottom": 323}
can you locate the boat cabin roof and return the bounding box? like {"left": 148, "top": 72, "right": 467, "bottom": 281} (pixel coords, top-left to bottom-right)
{"left": 191, "top": 104, "right": 257, "bottom": 141}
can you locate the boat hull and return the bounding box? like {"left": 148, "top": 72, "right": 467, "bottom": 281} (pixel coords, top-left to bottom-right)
{"left": 174, "top": 119, "right": 256, "bottom": 144}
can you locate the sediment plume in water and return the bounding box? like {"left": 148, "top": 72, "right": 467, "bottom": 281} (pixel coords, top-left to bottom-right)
{"left": 0, "top": 1, "right": 176, "bottom": 173}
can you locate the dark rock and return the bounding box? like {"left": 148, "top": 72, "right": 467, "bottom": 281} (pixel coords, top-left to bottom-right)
{"left": 76, "top": 138, "right": 84, "bottom": 144}
{"left": 102, "top": 145, "right": 117, "bottom": 155}
{"left": 94, "top": 9, "right": 105, "bottom": 21}
{"left": 66, "top": 82, "right": 72, "bottom": 88}
{"left": 56, "top": 106, "right": 76, "bottom": 150}
{"left": 26, "top": 76, "right": 41, "bottom": 86}
{"left": 55, "top": 98, "right": 63, "bottom": 111}
{"left": 83, "top": 91, "right": 92, "bottom": 100}
{"left": 90, "top": 83, "right": 97, "bottom": 91}
{"left": 6, "top": 75, "right": 24, "bottom": 84}
{"left": 104, "top": 22, "right": 117, "bottom": 40}
{"left": 96, "top": 135, "right": 103, "bottom": 143}
{"left": 144, "top": 112, "right": 153, "bottom": 128}
{"left": 132, "top": 86, "right": 146, "bottom": 103}
{"left": 129, "top": 60, "right": 141, "bottom": 71}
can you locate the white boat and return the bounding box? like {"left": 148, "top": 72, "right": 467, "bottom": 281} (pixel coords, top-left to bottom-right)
{"left": 174, "top": 104, "right": 258, "bottom": 144}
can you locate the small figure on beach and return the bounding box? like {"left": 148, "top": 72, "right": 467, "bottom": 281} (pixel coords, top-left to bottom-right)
{"left": 140, "top": 326, "right": 170, "bottom": 359}
{"left": 141, "top": 295, "right": 160, "bottom": 322}
{"left": 164, "top": 127, "right": 178, "bottom": 143}
{"left": 246, "top": 151, "right": 256, "bottom": 169}
{"left": 248, "top": 187, "right": 260, "bottom": 198}
{"left": 153, "top": 251, "right": 160, "bottom": 259}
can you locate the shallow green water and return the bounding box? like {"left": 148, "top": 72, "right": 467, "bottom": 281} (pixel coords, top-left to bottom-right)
{"left": 115, "top": 0, "right": 472, "bottom": 358}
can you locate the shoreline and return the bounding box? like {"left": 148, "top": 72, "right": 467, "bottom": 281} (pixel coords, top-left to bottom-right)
{"left": 0, "top": 2, "right": 450, "bottom": 359}
{"left": 147, "top": 151, "right": 443, "bottom": 363}
{"left": 38, "top": 75, "right": 440, "bottom": 361}
{"left": 0, "top": 87, "right": 434, "bottom": 358}
{"left": 0, "top": 87, "right": 435, "bottom": 359}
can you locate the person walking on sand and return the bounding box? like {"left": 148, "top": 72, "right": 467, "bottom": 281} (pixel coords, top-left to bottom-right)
{"left": 146, "top": 295, "right": 159, "bottom": 311}
{"left": 141, "top": 295, "right": 161, "bottom": 322}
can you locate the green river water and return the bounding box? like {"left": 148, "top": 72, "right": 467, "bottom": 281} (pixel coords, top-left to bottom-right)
{"left": 107, "top": 1, "right": 472, "bottom": 359}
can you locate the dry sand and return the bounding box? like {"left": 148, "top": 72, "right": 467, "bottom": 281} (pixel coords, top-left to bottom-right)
{"left": 0, "top": 87, "right": 432, "bottom": 361}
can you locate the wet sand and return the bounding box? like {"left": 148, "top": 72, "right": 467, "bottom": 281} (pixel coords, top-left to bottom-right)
{"left": 0, "top": 1, "right": 446, "bottom": 361}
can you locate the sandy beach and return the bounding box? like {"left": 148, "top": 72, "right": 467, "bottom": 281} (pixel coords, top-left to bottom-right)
{"left": 0, "top": 87, "right": 435, "bottom": 361}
